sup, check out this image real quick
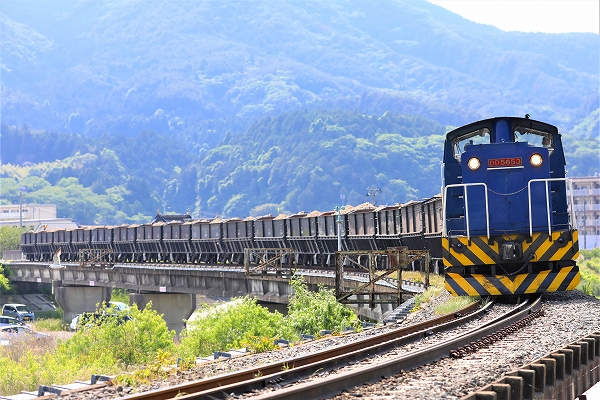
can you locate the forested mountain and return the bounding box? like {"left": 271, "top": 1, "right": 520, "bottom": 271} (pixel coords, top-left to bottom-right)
{"left": 0, "top": 0, "right": 598, "bottom": 224}
{"left": 1, "top": 0, "right": 598, "bottom": 138}
{"left": 1, "top": 109, "right": 598, "bottom": 224}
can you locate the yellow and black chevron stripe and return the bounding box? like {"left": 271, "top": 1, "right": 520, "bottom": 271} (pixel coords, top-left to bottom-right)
{"left": 445, "top": 265, "right": 580, "bottom": 296}
{"left": 442, "top": 230, "right": 579, "bottom": 268}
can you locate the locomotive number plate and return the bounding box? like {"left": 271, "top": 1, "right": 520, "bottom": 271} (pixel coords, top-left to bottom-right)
{"left": 488, "top": 157, "right": 522, "bottom": 167}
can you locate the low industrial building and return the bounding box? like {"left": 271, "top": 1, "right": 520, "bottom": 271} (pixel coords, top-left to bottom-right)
{"left": 0, "top": 203, "right": 77, "bottom": 230}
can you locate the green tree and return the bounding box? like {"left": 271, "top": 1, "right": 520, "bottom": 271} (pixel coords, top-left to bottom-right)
{"left": 0, "top": 225, "right": 28, "bottom": 294}
{"left": 0, "top": 303, "right": 174, "bottom": 396}
{"left": 0, "top": 226, "right": 27, "bottom": 254}
{"left": 286, "top": 276, "right": 358, "bottom": 335}
{"left": 0, "top": 264, "right": 11, "bottom": 294}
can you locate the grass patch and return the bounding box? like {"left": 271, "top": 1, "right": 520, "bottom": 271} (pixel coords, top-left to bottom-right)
{"left": 398, "top": 271, "right": 427, "bottom": 282}
{"left": 434, "top": 296, "right": 476, "bottom": 315}
{"left": 380, "top": 270, "right": 445, "bottom": 288}
{"left": 35, "top": 309, "right": 63, "bottom": 320}
{"left": 33, "top": 317, "right": 67, "bottom": 332}
{"left": 410, "top": 271, "right": 477, "bottom": 315}
{"left": 412, "top": 285, "right": 444, "bottom": 311}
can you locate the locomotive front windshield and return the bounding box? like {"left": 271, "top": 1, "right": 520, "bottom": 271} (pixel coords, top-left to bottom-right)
{"left": 452, "top": 128, "right": 490, "bottom": 160}
{"left": 513, "top": 126, "right": 554, "bottom": 154}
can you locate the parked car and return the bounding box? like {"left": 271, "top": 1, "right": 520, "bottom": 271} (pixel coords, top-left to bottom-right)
{"left": 0, "top": 325, "right": 52, "bottom": 346}
{"left": 2, "top": 303, "right": 35, "bottom": 322}
{"left": 70, "top": 301, "right": 131, "bottom": 331}
{"left": 0, "top": 316, "right": 28, "bottom": 326}
{"left": 70, "top": 310, "right": 132, "bottom": 331}
{"left": 69, "top": 314, "right": 81, "bottom": 331}
{"left": 107, "top": 301, "right": 130, "bottom": 312}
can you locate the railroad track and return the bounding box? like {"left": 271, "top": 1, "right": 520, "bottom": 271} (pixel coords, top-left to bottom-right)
{"left": 229, "top": 296, "right": 542, "bottom": 400}
{"left": 21, "top": 299, "right": 481, "bottom": 400}
{"left": 26, "top": 298, "right": 526, "bottom": 400}
{"left": 110, "top": 298, "right": 540, "bottom": 400}
{"left": 326, "top": 292, "right": 600, "bottom": 400}
{"left": 14, "top": 292, "right": 599, "bottom": 400}
{"left": 117, "top": 299, "right": 490, "bottom": 400}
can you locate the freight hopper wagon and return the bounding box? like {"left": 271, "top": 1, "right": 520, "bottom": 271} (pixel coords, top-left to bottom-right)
{"left": 442, "top": 116, "right": 580, "bottom": 296}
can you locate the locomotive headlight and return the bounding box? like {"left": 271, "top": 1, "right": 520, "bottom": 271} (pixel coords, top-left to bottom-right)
{"left": 530, "top": 153, "right": 543, "bottom": 167}
{"left": 467, "top": 157, "right": 481, "bottom": 170}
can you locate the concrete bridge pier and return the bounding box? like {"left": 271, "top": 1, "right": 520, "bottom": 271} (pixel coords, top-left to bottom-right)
{"left": 130, "top": 292, "right": 196, "bottom": 334}
{"left": 52, "top": 282, "right": 112, "bottom": 322}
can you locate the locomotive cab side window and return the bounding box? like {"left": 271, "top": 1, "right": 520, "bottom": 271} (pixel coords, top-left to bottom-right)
{"left": 513, "top": 126, "right": 554, "bottom": 154}
{"left": 452, "top": 128, "right": 490, "bottom": 161}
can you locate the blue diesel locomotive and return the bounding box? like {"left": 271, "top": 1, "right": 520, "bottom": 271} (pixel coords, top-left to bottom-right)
{"left": 442, "top": 116, "right": 580, "bottom": 296}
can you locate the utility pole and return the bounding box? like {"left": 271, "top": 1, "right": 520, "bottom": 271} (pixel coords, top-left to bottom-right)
{"left": 18, "top": 187, "right": 27, "bottom": 228}
{"left": 583, "top": 199, "right": 587, "bottom": 250}
{"left": 19, "top": 191, "right": 23, "bottom": 228}
{"left": 336, "top": 205, "right": 344, "bottom": 251}
{"left": 366, "top": 186, "right": 380, "bottom": 206}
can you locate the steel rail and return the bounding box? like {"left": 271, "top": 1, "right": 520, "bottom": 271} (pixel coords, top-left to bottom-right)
{"left": 247, "top": 295, "right": 542, "bottom": 400}
{"left": 107, "top": 300, "right": 485, "bottom": 400}
{"left": 36, "top": 297, "right": 543, "bottom": 400}
{"left": 29, "top": 299, "right": 482, "bottom": 400}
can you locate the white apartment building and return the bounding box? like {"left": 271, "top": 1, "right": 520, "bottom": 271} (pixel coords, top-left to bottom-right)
{"left": 570, "top": 176, "right": 600, "bottom": 250}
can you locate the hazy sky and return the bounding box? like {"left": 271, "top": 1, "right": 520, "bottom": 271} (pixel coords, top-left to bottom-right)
{"left": 428, "top": 0, "right": 600, "bottom": 34}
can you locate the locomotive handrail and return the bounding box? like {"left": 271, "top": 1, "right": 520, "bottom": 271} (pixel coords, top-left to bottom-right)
{"left": 527, "top": 178, "right": 573, "bottom": 237}
{"left": 442, "top": 183, "right": 489, "bottom": 240}
{"left": 439, "top": 163, "right": 445, "bottom": 194}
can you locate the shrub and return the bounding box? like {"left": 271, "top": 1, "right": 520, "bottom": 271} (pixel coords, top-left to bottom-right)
{"left": 286, "top": 276, "right": 358, "bottom": 336}
{"left": 577, "top": 250, "right": 600, "bottom": 298}
{"left": 178, "top": 297, "right": 297, "bottom": 359}
{"left": 59, "top": 302, "right": 175, "bottom": 367}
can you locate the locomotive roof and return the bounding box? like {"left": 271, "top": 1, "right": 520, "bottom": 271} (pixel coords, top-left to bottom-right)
{"left": 445, "top": 116, "right": 559, "bottom": 142}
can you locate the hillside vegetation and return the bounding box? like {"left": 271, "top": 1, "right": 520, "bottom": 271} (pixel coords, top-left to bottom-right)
{"left": 0, "top": 278, "right": 357, "bottom": 396}
{"left": 2, "top": 109, "right": 598, "bottom": 223}
{"left": 1, "top": 0, "right": 597, "bottom": 140}
{"left": 0, "top": 0, "right": 597, "bottom": 222}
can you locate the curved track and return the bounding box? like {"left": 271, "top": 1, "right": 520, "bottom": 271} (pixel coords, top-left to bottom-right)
{"left": 115, "top": 300, "right": 493, "bottom": 400}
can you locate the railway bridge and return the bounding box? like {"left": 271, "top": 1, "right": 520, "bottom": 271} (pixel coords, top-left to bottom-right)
{"left": 4, "top": 260, "right": 425, "bottom": 333}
